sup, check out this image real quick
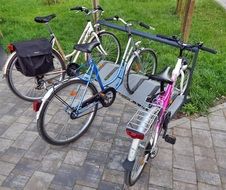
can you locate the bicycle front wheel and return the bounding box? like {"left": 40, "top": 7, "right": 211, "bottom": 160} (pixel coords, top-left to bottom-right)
{"left": 5, "top": 49, "right": 66, "bottom": 102}
{"left": 91, "top": 31, "right": 121, "bottom": 65}
{"left": 125, "top": 48, "right": 157, "bottom": 94}
{"left": 174, "top": 68, "right": 191, "bottom": 95}
{"left": 37, "top": 79, "right": 98, "bottom": 145}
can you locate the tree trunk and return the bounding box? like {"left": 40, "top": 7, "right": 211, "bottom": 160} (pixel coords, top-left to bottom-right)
{"left": 181, "top": 0, "right": 195, "bottom": 42}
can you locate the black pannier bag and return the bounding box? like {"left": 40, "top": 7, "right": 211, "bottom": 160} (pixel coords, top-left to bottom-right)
{"left": 13, "top": 38, "right": 54, "bottom": 77}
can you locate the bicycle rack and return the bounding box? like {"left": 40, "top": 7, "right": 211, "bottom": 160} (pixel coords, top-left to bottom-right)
{"left": 98, "top": 61, "right": 185, "bottom": 119}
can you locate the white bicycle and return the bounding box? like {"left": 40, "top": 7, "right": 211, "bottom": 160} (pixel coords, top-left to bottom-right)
{"left": 3, "top": 5, "right": 121, "bottom": 102}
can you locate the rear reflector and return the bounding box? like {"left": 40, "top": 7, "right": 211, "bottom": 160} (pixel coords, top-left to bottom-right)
{"left": 7, "top": 44, "right": 15, "bottom": 53}
{"left": 126, "top": 128, "right": 144, "bottom": 140}
{"left": 33, "top": 100, "right": 42, "bottom": 112}
{"left": 70, "top": 90, "right": 78, "bottom": 96}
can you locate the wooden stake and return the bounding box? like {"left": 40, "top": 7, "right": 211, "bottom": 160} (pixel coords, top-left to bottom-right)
{"left": 176, "top": 0, "right": 185, "bottom": 17}
{"left": 181, "top": 0, "right": 195, "bottom": 42}
{"left": 176, "top": 0, "right": 182, "bottom": 15}
{"left": 92, "top": 0, "right": 99, "bottom": 24}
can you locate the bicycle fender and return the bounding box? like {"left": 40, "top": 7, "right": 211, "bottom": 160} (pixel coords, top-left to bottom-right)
{"left": 36, "top": 86, "right": 55, "bottom": 120}
{"left": 122, "top": 158, "right": 135, "bottom": 171}
{"left": 2, "top": 52, "right": 16, "bottom": 77}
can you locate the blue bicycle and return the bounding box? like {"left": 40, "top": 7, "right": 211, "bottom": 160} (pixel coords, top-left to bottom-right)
{"left": 35, "top": 17, "right": 157, "bottom": 145}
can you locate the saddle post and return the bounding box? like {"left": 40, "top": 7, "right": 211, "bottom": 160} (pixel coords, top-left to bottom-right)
{"left": 86, "top": 53, "right": 92, "bottom": 64}
{"left": 45, "top": 22, "right": 66, "bottom": 61}
{"left": 45, "top": 22, "right": 54, "bottom": 35}
{"left": 160, "top": 82, "right": 165, "bottom": 92}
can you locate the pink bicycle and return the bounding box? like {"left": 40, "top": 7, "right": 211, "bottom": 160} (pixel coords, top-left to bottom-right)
{"left": 123, "top": 35, "right": 217, "bottom": 186}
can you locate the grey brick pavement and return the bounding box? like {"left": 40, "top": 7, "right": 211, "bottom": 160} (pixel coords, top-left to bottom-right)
{"left": 0, "top": 72, "right": 226, "bottom": 190}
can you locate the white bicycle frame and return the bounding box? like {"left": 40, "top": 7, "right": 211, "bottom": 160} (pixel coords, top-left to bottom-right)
{"left": 50, "top": 21, "right": 107, "bottom": 63}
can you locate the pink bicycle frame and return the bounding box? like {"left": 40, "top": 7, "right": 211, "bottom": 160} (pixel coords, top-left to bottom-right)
{"left": 153, "top": 58, "right": 183, "bottom": 138}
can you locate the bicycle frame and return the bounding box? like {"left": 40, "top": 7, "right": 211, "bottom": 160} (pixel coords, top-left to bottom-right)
{"left": 151, "top": 58, "right": 187, "bottom": 146}
{"left": 72, "top": 36, "right": 139, "bottom": 114}
{"left": 47, "top": 20, "right": 107, "bottom": 63}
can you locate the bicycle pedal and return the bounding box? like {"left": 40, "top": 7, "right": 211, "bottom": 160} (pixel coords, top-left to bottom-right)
{"left": 164, "top": 134, "right": 176, "bottom": 145}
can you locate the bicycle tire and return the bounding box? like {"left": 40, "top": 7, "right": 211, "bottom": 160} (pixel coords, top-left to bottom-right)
{"left": 125, "top": 48, "right": 157, "bottom": 94}
{"left": 5, "top": 49, "right": 66, "bottom": 102}
{"left": 124, "top": 141, "right": 151, "bottom": 186}
{"left": 91, "top": 31, "right": 121, "bottom": 65}
{"left": 124, "top": 107, "right": 160, "bottom": 186}
{"left": 37, "top": 79, "right": 98, "bottom": 145}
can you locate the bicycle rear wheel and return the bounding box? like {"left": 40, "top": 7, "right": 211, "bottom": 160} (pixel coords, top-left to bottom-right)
{"left": 37, "top": 79, "right": 98, "bottom": 145}
{"left": 125, "top": 48, "right": 157, "bottom": 94}
{"left": 124, "top": 117, "right": 159, "bottom": 186}
{"left": 91, "top": 31, "right": 121, "bottom": 65}
{"left": 5, "top": 49, "right": 66, "bottom": 102}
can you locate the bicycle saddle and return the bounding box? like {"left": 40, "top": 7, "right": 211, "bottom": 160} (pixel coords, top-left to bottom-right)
{"left": 34, "top": 14, "right": 56, "bottom": 23}
{"left": 74, "top": 40, "right": 100, "bottom": 53}
{"left": 149, "top": 67, "right": 173, "bottom": 84}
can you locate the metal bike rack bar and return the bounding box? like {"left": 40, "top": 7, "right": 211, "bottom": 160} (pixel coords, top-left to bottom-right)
{"left": 99, "top": 62, "right": 186, "bottom": 118}
{"left": 98, "top": 20, "right": 199, "bottom": 53}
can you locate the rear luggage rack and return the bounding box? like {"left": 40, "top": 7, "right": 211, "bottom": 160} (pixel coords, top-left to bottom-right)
{"left": 126, "top": 104, "right": 161, "bottom": 139}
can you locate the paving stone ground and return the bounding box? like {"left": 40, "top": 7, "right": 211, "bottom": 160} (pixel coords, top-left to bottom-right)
{"left": 0, "top": 71, "right": 226, "bottom": 190}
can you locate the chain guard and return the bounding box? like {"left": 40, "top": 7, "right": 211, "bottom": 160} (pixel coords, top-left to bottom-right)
{"left": 70, "top": 87, "right": 116, "bottom": 119}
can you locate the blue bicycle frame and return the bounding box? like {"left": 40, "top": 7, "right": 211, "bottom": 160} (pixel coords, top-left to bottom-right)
{"left": 79, "top": 37, "right": 135, "bottom": 91}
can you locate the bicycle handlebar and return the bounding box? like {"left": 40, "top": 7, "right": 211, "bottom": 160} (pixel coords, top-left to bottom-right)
{"left": 139, "top": 22, "right": 155, "bottom": 30}
{"left": 105, "top": 16, "right": 155, "bottom": 30}
{"left": 200, "top": 46, "right": 217, "bottom": 54}
{"left": 156, "top": 34, "right": 217, "bottom": 54}
{"left": 70, "top": 6, "right": 89, "bottom": 14}
{"left": 70, "top": 5, "right": 104, "bottom": 15}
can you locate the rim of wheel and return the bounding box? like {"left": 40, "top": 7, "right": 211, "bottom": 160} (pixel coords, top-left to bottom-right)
{"left": 8, "top": 53, "right": 64, "bottom": 101}
{"left": 41, "top": 81, "right": 96, "bottom": 143}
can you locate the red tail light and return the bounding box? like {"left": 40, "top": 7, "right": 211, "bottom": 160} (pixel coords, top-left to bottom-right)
{"left": 33, "top": 100, "right": 42, "bottom": 112}
{"left": 126, "top": 128, "right": 144, "bottom": 140}
{"left": 7, "top": 44, "right": 15, "bottom": 53}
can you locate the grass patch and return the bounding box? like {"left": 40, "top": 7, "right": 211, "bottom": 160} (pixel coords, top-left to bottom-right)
{"left": 0, "top": 0, "right": 226, "bottom": 114}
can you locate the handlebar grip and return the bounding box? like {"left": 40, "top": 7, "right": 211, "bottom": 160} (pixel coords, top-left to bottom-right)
{"left": 105, "top": 16, "right": 119, "bottom": 21}
{"left": 70, "top": 6, "right": 83, "bottom": 11}
{"left": 70, "top": 6, "right": 89, "bottom": 14}
{"left": 139, "top": 22, "right": 150, "bottom": 29}
{"left": 200, "top": 46, "right": 217, "bottom": 54}
{"left": 96, "top": 5, "right": 104, "bottom": 11}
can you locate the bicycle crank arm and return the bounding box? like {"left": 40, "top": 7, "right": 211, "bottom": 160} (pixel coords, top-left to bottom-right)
{"left": 80, "top": 87, "right": 116, "bottom": 108}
